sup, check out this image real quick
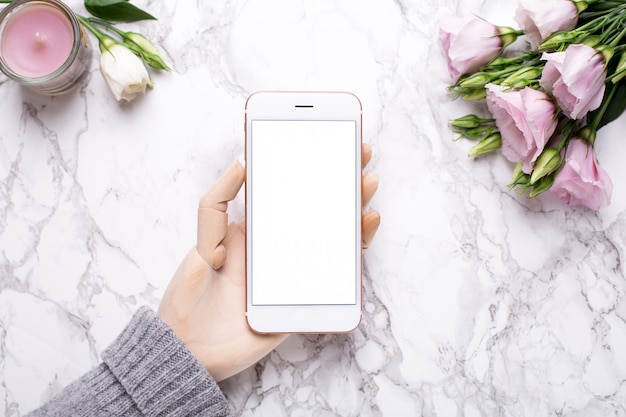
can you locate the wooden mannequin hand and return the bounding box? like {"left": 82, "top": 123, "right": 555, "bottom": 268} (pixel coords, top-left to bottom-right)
{"left": 158, "top": 144, "right": 380, "bottom": 382}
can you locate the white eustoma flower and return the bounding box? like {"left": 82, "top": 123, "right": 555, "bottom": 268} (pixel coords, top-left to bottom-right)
{"left": 100, "top": 43, "right": 152, "bottom": 101}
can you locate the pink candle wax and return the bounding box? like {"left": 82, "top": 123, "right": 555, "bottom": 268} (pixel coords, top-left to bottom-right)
{"left": 1, "top": 3, "right": 73, "bottom": 78}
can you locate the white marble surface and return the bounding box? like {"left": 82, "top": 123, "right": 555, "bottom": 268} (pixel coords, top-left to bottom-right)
{"left": 2, "top": 0, "right": 626, "bottom": 415}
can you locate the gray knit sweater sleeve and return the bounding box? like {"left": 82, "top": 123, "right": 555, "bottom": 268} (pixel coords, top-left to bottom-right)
{"left": 27, "top": 307, "right": 233, "bottom": 417}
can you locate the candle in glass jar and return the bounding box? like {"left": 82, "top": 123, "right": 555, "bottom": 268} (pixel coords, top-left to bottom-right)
{"left": 0, "top": 0, "right": 92, "bottom": 95}
{"left": 1, "top": 3, "right": 74, "bottom": 77}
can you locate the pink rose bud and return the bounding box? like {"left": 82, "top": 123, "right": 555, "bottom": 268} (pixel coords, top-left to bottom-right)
{"left": 540, "top": 44, "right": 607, "bottom": 120}
{"left": 439, "top": 16, "right": 504, "bottom": 81}
{"left": 551, "top": 138, "right": 613, "bottom": 210}
{"left": 485, "top": 84, "right": 557, "bottom": 173}
{"left": 515, "top": 0, "right": 579, "bottom": 50}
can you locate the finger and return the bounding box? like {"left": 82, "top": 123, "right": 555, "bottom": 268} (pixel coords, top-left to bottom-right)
{"left": 360, "top": 143, "right": 379, "bottom": 249}
{"left": 362, "top": 210, "right": 380, "bottom": 249}
{"left": 197, "top": 161, "right": 245, "bottom": 270}
{"left": 362, "top": 171, "right": 379, "bottom": 208}
{"left": 199, "top": 160, "right": 245, "bottom": 209}
{"left": 362, "top": 143, "right": 372, "bottom": 169}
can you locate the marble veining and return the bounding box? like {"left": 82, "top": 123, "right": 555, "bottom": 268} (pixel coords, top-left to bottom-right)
{"left": 1, "top": 0, "right": 626, "bottom": 415}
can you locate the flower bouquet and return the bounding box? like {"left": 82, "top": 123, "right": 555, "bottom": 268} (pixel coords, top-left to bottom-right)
{"left": 439, "top": 0, "right": 626, "bottom": 210}
{"left": 76, "top": 0, "right": 170, "bottom": 101}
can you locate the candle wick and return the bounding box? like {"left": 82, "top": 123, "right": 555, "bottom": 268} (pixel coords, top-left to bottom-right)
{"left": 35, "top": 32, "right": 44, "bottom": 46}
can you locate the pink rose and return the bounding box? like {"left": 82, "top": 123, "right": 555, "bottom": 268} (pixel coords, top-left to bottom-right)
{"left": 540, "top": 44, "right": 606, "bottom": 120}
{"left": 439, "top": 16, "right": 502, "bottom": 81}
{"left": 515, "top": 0, "right": 578, "bottom": 49}
{"left": 485, "top": 84, "right": 557, "bottom": 173}
{"left": 551, "top": 138, "right": 612, "bottom": 210}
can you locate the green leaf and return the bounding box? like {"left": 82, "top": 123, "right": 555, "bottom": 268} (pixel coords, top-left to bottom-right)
{"left": 84, "top": 0, "right": 156, "bottom": 22}
{"left": 592, "top": 81, "right": 626, "bottom": 131}
{"left": 582, "top": 1, "right": 624, "bottom": 15}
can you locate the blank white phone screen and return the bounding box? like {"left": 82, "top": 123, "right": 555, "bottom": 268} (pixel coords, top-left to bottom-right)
{"left": 250, "top": 120, "right": 358, "bottom": 305}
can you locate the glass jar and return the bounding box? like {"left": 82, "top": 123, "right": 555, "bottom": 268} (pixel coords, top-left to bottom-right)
{"left": 0, "top": 0, "right": 92, "bottom": 95}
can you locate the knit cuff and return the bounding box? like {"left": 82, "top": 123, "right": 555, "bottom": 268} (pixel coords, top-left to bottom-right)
{"left": 26, "top": 362, "right": 142, "bottom": 416}
{"left": 102, "top": 307, "right": 232, "bottom": 417}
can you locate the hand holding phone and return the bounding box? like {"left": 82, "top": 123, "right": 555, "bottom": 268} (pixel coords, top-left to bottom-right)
{"left": 158, "top": 143, "right": 379, "bottom": 381}
{"left": 245, "top": 91, "right": 367, "bottom": 333}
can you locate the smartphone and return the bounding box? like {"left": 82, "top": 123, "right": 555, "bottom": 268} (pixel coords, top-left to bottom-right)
{"left": 245, "top": 91, "right": 362, "bottom": 333}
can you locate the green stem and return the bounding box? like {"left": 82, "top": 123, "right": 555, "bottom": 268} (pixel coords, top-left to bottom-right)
{"left": 605, "top": 10, "right": 626, "bottom": 46}
{"left": 76, "top": 14, "right": 109, "bottom": 46}
{"left": 589, "top": 82, "right": 619, "bottom": 137}
{"left": 578, "top": 5, "right": 626, "bottom": 34}
{"left": 556, "top": 120, "right": 577, "bottom": 151}
{"left": 579, "top": 4, "right": 626, "bottom": 47}
{"left": 85, "top": 16, "right": 126, "bottom": 38}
